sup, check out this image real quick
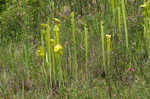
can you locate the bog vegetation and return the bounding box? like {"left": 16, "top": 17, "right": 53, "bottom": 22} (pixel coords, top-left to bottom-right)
{"left": 0, "top": 0, "right": 150, "bottom": 99}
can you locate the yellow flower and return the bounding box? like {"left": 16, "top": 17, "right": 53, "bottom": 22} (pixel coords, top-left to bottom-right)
{"left": 36, "top": 46, "right": 44, "bottom": 57}
{"left": 140, "top": 3, "right": 147, "bottom": 8}
{"left": 106, "top": 34, "right": 111, "bottom": 39}
{"left": 50, "top": 39, "right": 55, "bottom": 47}
{"left": 52, "top": 18, "right": 60, "bottom": 24}
{"left": 53, "top": 25, "right": 60, "bottom": 32}
{"left": 40, "top": 24, "right": 49, "bottom": 29}
{"left": 54, "top": 44, "right": 63, "bottom": 54}
{"left": 140, "top": 1, "right": 150, "bottom": 8}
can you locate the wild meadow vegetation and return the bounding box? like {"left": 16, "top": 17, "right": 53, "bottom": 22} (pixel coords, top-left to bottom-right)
{"left": 0, "top": 0, "right": 150, "bottom": 99}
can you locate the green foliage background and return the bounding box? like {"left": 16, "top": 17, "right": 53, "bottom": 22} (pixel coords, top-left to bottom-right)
{"left": 0, "top": 0, "right": 150, "bottom": 98}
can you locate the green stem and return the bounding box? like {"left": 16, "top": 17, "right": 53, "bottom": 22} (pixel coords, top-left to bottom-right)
{"left": 117, "top": 0, "right": 121, "bottom": 38}
{"left": 41, "top": 29, "right": 48, "bottom": 85}
{"left": 45, "top": 24, "right": 52, "bottom": 87}
{"left": 100, "top": 20, "right": 106, "bottom": 72}
{"left": 84, "top": 24, "right": 88, "bottom": 78}
{"left": 71, "top": 12, "right": 78, "bottom": 79}
{"left": 121, "top": 0, "right": 129, "bottom": 52}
